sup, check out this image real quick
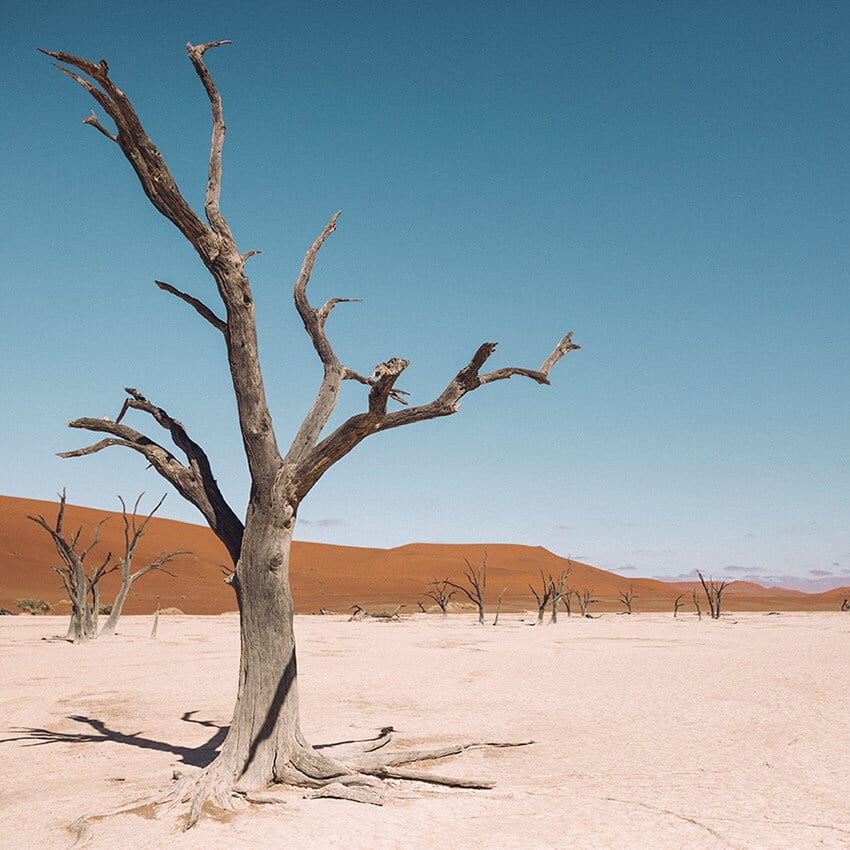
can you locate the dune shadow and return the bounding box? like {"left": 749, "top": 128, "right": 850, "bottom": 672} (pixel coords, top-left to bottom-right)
{"left": 0, "top": 710, "right": 228, "bottom": 767}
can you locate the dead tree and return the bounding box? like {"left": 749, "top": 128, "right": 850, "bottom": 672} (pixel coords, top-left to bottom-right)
{"left": 673, "top": 593, "right": 685, "bottom": 618}
{"left": 842, "top": 598, "right": 849, "bottom": 612}
{"left": 350, "top": 604, "right": 406, "bottom": 621}
{"left": 100, "top": 494, "right": 184, "bottom": 636}
{"left": 150, "top": 597, "right": 161, "bottom": 639}
{"left": 27, "top": 490, "right": 115, "bottom": 643}
{"left": 529, "top": 570, "right": 553, "bottom": 624}
{"left": 576, "top": 588, "right": 595, "bottom": 617}
{"left": 549, "top": 569, "right": 572, "bottom": 624}
{"left": 561, "top": 587, "right": 574, "bottom": 617}
{"left": 422, "top": 578, "right": 457, "bottom": 616}
{"left": 692, "top": 589, "right": 702, "bottom": 620}
{"left": 43, "top": 42, "right": 577, "bottom": 824}
{"left": 446, "top": 557, "right": 488, "bottom": 625}
{"left": 696, "top": 571, "right": 728, "bottom": 620}
{"left": 492, "top": 587, "right": 507, "bottom": 625}
{"left": 618, "top": 585, "right": 637, "bottom": 614}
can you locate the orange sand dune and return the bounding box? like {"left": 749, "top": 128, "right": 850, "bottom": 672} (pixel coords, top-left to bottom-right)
{"left": 0, "top": 495, "right": 844, "bottom": 615}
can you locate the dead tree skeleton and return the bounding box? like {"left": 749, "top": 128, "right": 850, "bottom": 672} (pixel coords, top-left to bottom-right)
{"left": 492, "top": 587, "right": 507, "bottom": 626}
{"left": 422, "top": 578, "right": 458, "bottom": 616}
{"left": 42, "top": 42, "right": 578, "bottom": 825}
{"left": 28, "top": 490, "right": 115, "bottom": 643}
{"left": 692, "top": 589, "right": 702, "bottom": 620}
{"left": 529, "top": 570, "right": 553, "bottom": 624}
{"left": 100, "top": 494, "right": 184, "bottom": 636}
{"left": 696, "top": 571, "right": 729, "bottom": 620}
{"left": 575, "top": 588, "right": 595, "bottom": 617}
{"left": 446, "top": 557, "right": 488, "bottom": 625}
{"left": 618, "top": 585, "right": 637, "bottom": 614}
{"left": 673, "top": 592, "right": 686, "bottom": 618}
{"left": 548, "top": 570, "right": 573, "bottom": 624}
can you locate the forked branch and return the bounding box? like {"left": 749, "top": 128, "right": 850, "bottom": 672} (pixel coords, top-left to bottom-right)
{"left": 59, "top": 389, "right": 243, "bottom": 564}
{"left": 186, "top": 40, "right": 233, "bottom": 237}
{"left": 38, "top": 49, "right": 209, "bottom": 245}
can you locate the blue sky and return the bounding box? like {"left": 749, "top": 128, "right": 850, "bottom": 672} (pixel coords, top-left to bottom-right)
{"left": 2, "top": 1, "right": 848, "bottom": 590}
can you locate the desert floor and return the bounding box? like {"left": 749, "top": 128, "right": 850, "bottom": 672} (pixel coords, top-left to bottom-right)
{"left": 1, "top": 612, "right": 848, "bottom": 849}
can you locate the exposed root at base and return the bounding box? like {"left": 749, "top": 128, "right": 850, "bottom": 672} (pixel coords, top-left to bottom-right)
{"left": 64, "top": 734, "right": 535, "bottom": 843}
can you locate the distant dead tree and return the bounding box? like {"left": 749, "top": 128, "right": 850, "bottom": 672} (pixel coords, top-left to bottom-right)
{"left": 422, "top": 578, "right": 458, "bottom": 617}
{"left": 529, "top": 570, "right": 553, "bottom": 624}
{"left": 618, "top": 585, "right": 637, "bottom": 614}
{"left": 150, "top": 597, "right": 161, "bottom": 639}
{"left": 28, "top": 490, "right": 115, "bottom": 643}
{"left": 576, "top": 588, "right": 595, "bottom": 616}
{"left": 549, "top": 569, "right": 573, "bottom": 624}
{"left": 100, "top": 494, "right": 185, "bottom": 636}
{"left": 696, "top": 571, "right": 728, "bottom": 620}
{"left": 492, "top": 587, "right": 507, "bottom": 626}
{"left": 561, "top": 587, "right": 574, "bottom": 617}
{"left": 446, "top": 556, "right": 487, "bottom": 625}
{"left": 349, "top": 604, "right": 405, "bottom": 621}
{"left": 673, "top": 593, "right": 686, "bottom": 618}
{"left": 692, "top": 589, "right": 702, "bottom": 620}
{"left": 842, "top": 598, "right": 849, "bottom": 612}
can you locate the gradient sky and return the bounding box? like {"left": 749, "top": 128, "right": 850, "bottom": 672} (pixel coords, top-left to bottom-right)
{"left": 2, "top": 1, "right": 848, "bottom": 590}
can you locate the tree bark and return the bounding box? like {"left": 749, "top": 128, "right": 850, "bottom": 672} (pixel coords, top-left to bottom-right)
{"left": 43, "top": 42, "right": 578, "bottom": 822}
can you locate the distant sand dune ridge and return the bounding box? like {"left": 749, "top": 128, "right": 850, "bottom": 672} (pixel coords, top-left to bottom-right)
{"left": 1, "top": 496, "right": 846, "bottom": 615}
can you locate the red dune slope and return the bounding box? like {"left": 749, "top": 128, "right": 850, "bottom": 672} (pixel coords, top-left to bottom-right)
{"left": 0, "top": 496, "right": 845, "bottom": 614}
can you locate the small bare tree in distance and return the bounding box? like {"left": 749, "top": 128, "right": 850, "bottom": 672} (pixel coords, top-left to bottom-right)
{"left": 100, "top": 494, "right": 185, "bottom": 636}
{"left": 446, "top": 556, "right": 488, "bottom": 625}
{"left": 692, "top": 589, "right": 702, "bottom": 620}
{"left": 42, "top": 42, "right": 578, "bottom": 822}
{"left": 28, "top": 490, "right": 115, "bottom": 643}
{"left": 529, "top": 570, "right": 553, "bottom": 624}
{"left": 576, "top": 588, "right": 595, "bottom": 617}
{"left": 549, "top": 569, "right": 573, "bottom": 624}
{"left": 673, "top": 592, "right": 686, "bottom": 618}
{"left": 492, "top": 587, "right": 507, "bottom": 625}
{"left": 618, "top": 585, "right": 637, "bottom": 614}
{"left": 422, "top": 578, "right": 457, "bottom": 617}
{"left": 697, "top": 571, "right": 729, "bottom": 620}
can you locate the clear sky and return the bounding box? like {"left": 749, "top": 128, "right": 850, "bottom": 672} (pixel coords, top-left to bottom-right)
{"left": 2, "top": 1, "right": 848, "bottom": 591}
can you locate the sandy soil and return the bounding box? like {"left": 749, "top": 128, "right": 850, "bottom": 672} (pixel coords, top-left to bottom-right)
{"left": 1, "top": 611, "right": 848, "bottom": 849}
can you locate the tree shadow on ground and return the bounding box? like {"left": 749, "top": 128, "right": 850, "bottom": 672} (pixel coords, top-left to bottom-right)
{"left": 0, "top": 710, "right": 228, "bottom": 767}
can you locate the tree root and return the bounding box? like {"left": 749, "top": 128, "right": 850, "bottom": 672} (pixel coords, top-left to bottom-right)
{"left": 64, "top": 734, "right": 535, "bottom": 840}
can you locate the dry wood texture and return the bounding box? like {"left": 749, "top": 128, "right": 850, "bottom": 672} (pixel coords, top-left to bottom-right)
{"left": 41, "top": 40, "right": 577, "bottom": 827}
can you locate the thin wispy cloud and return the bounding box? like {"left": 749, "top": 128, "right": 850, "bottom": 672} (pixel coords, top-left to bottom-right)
{"left": 299, "top": 518, "right": 345, "bottom": 528}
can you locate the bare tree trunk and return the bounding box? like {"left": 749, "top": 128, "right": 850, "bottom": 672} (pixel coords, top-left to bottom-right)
{"left": 529, "top": 570, "right": 552, "bottom": 624}
{"left": 492, "top": 587, "right": 506, "bottom": 626}
{"left": 150, "top": 598, "right": 160, "bottom": 639}
{"left": 423, "top": 578, "right": 456, "bottom": 616}
{"left": 29, "top": 491, "right": 113, "bottom": 643}
{"left": 43, "top": 42, "right": 578, "bottom": 824}
{"left": 101, "top": 495, "right": 181, "bottom": 637}
{"left": 446, "top": 558, "right": 487, "bottom": 625}
{"left": 212, "top": 522, "right": 316, "bottom": 791}
{"left": 618, "top": 585, "right": 637, "bottom": 614}
{"left": 576, "top": 589, "right": 595, "bottom": 616}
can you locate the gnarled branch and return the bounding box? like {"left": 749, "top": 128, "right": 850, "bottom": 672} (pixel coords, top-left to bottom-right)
{"left": 38, "top": 49, "right": 210, "bottom": 245}
{"left": 59, "top": 389, "right": 243, "bottom": 565}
